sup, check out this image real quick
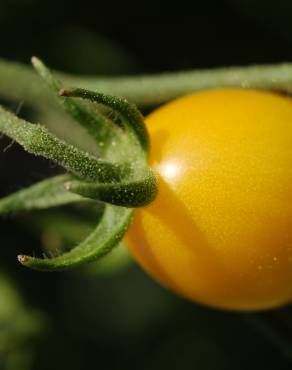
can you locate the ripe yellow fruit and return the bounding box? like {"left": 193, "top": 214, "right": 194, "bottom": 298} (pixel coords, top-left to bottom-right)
{"left": 126, "top": 89, "right": 292, "bottom": 311}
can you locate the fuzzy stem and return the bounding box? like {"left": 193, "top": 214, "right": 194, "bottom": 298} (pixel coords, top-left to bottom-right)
{"left": 31, "top": 57, "right": 120, "bottom": 151}
{"left": 1, "top": 59, "right": 292, "bottom": 107}
{"left": 0, "top": 106, "right": 128, "bottom": 182}
{"left": 60, "top": 87, "right": 149, "bottom": 154}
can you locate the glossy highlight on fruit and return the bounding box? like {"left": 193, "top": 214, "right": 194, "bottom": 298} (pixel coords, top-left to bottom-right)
{"left": 125, "top": 88, "right": 292, "bottom": 311}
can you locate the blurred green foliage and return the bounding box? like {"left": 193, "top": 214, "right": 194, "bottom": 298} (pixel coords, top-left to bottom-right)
{"left": 0, "top": 273, "right": 45, "bottom": 370}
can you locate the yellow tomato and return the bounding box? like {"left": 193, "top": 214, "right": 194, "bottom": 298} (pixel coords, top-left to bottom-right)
{"left": 125, "top": 88, "right": 292, "bottom": 311}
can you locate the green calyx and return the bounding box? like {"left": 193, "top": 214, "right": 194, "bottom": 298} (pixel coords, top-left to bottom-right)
{"left": 0, "top": 57, "right": 157, "bottom": 271}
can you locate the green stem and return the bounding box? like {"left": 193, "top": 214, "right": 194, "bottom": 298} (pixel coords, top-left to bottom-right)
{"left": 74, "top": 63, "right": 292, "bottom": 106}
{"left": 1, "top": 59, "right": 292, "bottom": 107}
{"left": 65, "top": 167, "right": 157, "bottom": 207}
{"left": 18, "top": 205, "right": 133, "bottom": 271}
{"left": 0, "top": 58, "right": 56, "bottom": 106}
{"left": 60, "top": 87, "right": 149, "bottom": 154}
{"left": 31, "top": 57, "right": 120, "bottom": 152}
{"left": 0, "top": 175, "right": 83, "bottom": 215}
{"left": 0, "top": 106, "right": 128, "bottom": 182}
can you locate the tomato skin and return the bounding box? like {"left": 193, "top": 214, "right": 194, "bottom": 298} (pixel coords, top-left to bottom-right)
{"left": 125, "top": 89, "right": 292, "bottom": 311}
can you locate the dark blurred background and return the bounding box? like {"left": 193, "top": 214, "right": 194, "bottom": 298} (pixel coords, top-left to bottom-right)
{"left": 2, "top": 1, "right": 292, "bottom": 369}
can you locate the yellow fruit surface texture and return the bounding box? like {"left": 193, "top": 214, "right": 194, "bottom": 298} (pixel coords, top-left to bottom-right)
{"left": 126, "top": 89, "right": 292, "bottom": 311}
